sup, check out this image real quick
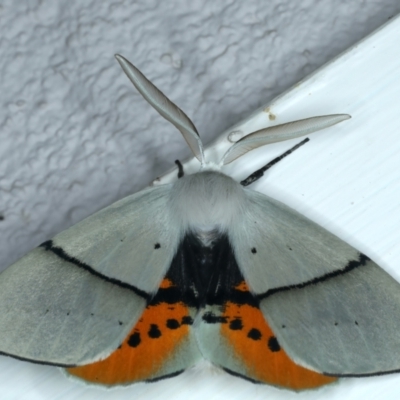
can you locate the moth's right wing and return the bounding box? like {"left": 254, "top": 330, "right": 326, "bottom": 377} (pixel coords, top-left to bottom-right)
{"left": 194, "top": 235, "right": 335, "bottom": 390}
{"left": 230, "top": 189, "right": 400, "bottom": 376}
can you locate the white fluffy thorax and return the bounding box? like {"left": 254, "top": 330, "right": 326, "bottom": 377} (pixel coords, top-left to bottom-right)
{"left": 169, "top": 170, "right": 247, "bottom": 235}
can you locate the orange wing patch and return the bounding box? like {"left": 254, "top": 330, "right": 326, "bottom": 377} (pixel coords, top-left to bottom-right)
{"left": 67, "top": 279, "right": 194, "bottom": 385}
{"left": 220, "top": 282, "right": 336, "bottom": 390}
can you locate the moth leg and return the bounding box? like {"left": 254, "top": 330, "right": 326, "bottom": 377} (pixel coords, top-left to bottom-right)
{"left": 241, "top": 138, "right": 309, "bottom": 186}
{"left": 175, "top": 160, "right": 184, "bottom": 178}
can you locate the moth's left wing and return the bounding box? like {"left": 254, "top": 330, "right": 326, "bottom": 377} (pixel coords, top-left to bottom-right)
{"left": 67, "top": 236, "right": 202, "bottom": 385}
{"left": 0, "top": 185, "right": 182, "bottom": 367}
{"left": 230, "top": 190, "right": 400, "bottom": 376}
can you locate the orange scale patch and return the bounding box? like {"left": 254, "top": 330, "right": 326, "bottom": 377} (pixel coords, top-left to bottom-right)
{"left": 235, "top": 281, "right": 249, "bottom": 292}
{"left": 158, "top": 278, "right": 174, "bottom": 289}
{"left": 67, "top": 289, "right": 192, "bottom": 385}
{"left": 221, "top": 283, "right": 336, "bottom": 390}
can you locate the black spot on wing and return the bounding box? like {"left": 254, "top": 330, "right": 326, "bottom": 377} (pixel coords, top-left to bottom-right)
{"left": 181, "top": 316, "right": 193, "bottom": 325}
{"left": 128, "top": 332, "right": 141, "bottom": 348}
{"left": 251, "top": 247, "right": 257, "bottom": 254}
{"left": 148, "top": 324, "right": 162, "bottom": 339}
{"left": 247, "top": 328, "right": 262, "bottom": 340}
{"left": 166, "top": 319, "right": 180, "bottom": 329}
{"left": 267, "top": 336, "right": 281, "bottom": 352}
{"left": 202, "top": 312, "right": 228, "bottom": 324}
{"left": 154, "top": 243, "right": 161, "bottom": 249}
{"left": 229, "top": 318, "right": 243, "bottom": 330}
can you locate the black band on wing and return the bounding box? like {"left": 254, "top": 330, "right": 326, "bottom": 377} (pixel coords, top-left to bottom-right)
{"left": 40, "top": 240, "right": 151, "bottom": 301}
{"left": 324, "top": 367, "right": 400, "bottom": 378}
{"left": 222, "top": 367, "right": 261, "bottom": 384}
{"left": 256, "top": 253, "right": 370, "bottom": 301}
{"left": 150, "top": 285, "right": 198, "bottom": 308}
{"left": 145, "top": 369, "right": 184, "bottom": 383}
{"left": 0, "top": 351, "right": 76, "bottom": 368}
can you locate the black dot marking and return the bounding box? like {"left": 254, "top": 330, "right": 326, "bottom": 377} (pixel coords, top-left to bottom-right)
{"left": 66, "top": 312, "right": 70, "bottom": 316}
{"left": 119, "top": 321, "right": 123, "bottom": 326}
{"left": 128, "top": 332, "right": 141, "bottom": 348}
{"left": 166, "top": 319, "right": 180, "bottom": 329}
{"left": 268, "top": 336, "right": 281, "bottom": 352}
{"left": 90, "top": 313, "right": 94, "bottom": 316}
{"left": 45, "top": 309, "right": 49, "bottom": 314}
{"left": 288, "top": 246, "right": 293, "bottom": 251}
{"left": 203, "top": 312, "right": 228, "bottom": 324}
{"left": 181, "top": 316, "right": 194, "bottom": 325}
{"left": 334, "top": 322, "right": 338, "bottom": 326}
{"left": 0, "top": 215, "right": 4, "bottom": 221}
{"left": 148, "top": 324, "right": 162, "bottom": 338}
{"left": 355, "top": 321, "right": 359, "bottom": 325}
{"left": 154, "top": 243, "right": 161, "bottom": 249}
{"left": 247, "top": 328, "right": 262, "bottom": 340}
{"left": 251, "top": 248, "right": 257, "bottom": 254}
{"left": 229, "top": 318, "right": 243, "bottom": 330}
{"left": 281, "top": 324, "right": 286, "bottom": 328}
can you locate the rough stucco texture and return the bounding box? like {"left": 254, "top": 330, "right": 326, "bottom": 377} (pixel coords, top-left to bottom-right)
{"left": 0, "top": 1, "right": 399, "bottom": 270}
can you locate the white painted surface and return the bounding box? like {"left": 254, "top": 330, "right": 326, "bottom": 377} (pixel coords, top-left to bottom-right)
{"left": 1, "top": 1, "right": 400, "bottom": 399}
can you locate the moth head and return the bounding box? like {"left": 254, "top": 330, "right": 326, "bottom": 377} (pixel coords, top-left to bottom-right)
{"left": 115, "top": 54, "right": 350, "bottom": 178}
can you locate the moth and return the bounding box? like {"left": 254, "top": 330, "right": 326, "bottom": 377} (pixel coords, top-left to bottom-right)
{"left": 1, "top": 54, "right": 399, "bottom": 391}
